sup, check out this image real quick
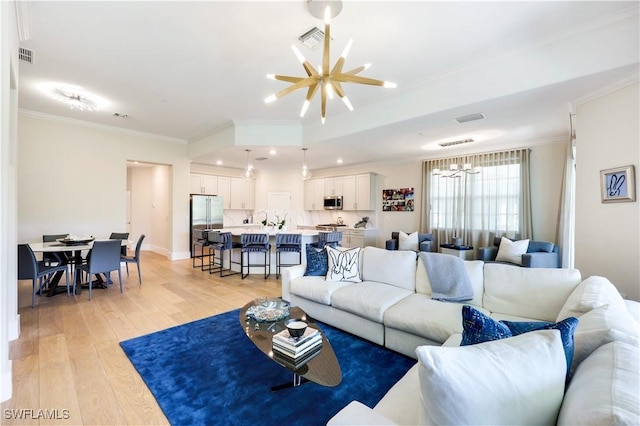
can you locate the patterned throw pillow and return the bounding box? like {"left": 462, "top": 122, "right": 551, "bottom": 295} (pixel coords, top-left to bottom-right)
{"left": 461, "top": 305, "right": 579, "bottom": 378}
{"left": 326, "top": 246, "right": 362, "bottom": 282}
{"left": 304, "top": 244, "right": 327, "bottom": 276}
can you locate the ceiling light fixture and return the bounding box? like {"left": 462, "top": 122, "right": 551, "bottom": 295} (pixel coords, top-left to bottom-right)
{"left": 433, "top": 163, "right": 481, "bottom": 178}
{"left": 264, "top": 5, "right": 396, "bottom": 124}
{"left": 301, "top": 148, "right": 312, "bottom": 180}
{"left": 49, "top": 84, "right": 102, "bottom": 111}
{"left": 244, "top": 149, "right": 256, "bottom": 181}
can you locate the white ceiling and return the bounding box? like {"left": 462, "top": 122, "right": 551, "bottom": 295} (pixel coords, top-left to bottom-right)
{"left": 17, "top": 1, "right": 640, "bottom": 172}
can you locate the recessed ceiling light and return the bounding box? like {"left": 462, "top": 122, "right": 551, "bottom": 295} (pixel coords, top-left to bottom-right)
{"left": 216, "top": 160, "right": 223, "bottom": 166}
{"left": 269, "top": 149, "right": 277, "bottom": 155}
{"left": 336, "top": 158, "right": 343, "bottom": 164}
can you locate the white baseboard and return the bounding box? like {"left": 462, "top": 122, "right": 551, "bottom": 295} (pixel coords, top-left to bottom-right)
{"left": 9, "top": 313, "right": 20, "bottom": 341}
{"left": 1, "top": 360, "right": 12, "bottom": 402}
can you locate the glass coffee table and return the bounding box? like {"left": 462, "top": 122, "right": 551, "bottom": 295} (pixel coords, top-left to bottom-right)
{"left": 239, "top": 298, "right": 342, "bottom": 390}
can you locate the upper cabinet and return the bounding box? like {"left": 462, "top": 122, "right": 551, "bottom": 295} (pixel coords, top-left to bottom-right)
{"left": 342, "top": 173, "right": 375, "bottom": 211}
{"left": 304, "top": 178, "right": 325, "bottom": 210}
{"left": 190, "top": 173, "right": 218, "bottom": 194}
{"left": 190, "top": 173, "right": 254, "bottom": 210}
{"left": 230, "top": 177, "right": 255, "bottom": 210}
{"left": 324, "top": 177, "right": 343, "bottom": 196}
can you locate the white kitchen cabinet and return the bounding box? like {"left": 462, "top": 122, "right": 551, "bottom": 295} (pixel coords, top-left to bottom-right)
{"left": 304, "top": 178, "right": 325, "bottom": 210}
{"left": 342, "top": 173, "right": 375, "bottom": 211}
{"left": 342, "top": 228, "right": 377, "bottom": 248}
{"left": 324, "top": 177, "right": 343, "bottom": 196}
{"left": 217, "top": 176, "right": 231, "bottom": 209}
{"left": 190, "top": 173, "right": 218, "bottom": 194}
{"left": 230, "top": 177, "right": 255, "bottom": 210}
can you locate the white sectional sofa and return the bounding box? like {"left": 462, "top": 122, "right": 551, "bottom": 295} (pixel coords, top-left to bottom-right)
{"left": 281, "top": 246, "right": 640, "bottom": 425}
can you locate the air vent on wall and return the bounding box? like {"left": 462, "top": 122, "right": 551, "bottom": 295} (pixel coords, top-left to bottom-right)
{"left": 439, "top": 138, "right": 475, "bottom": 148}
{"left": 455, "top": 113, "right": 484, "bottom": 123}
{"left": 18, "top": 47, "right": 34, "bottom": 64}
{"left": 298, "top": 26, "right": 325, "bottom": 49}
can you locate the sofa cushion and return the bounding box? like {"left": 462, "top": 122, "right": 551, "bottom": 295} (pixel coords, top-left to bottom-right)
{"left": 331, "top": 282, "right": 413, "bottom": 323}
{"left": 384, "top": 294, "right": 490, "bottom": 344}
{"left": 398, "top": 231, "right": 419, "bottom": 251}
{"left": 568, "top": 304, "right": 640, "bottom": 377}
{"left": 416, "top": 330, "right": 566, "bottom": 425}
{"left": 326, "top": 246, "right": 362, "bottom": 283}
{"left": 527, "top": 240, "right": 555, "bottom": 253}
{"left": 495, "top": 237, "right": 529, "bottom": 265}
{"left": 556, "top": 275, "right": 626, "bottom": 321}
{"left": 461, "top": 305, "right": 578, "bottom": 376}
{"left": 415, "top": 259, "right": 484, "bottom": 307}
{"left": 483, "top": 263, "right": 582, "bottom": 321}
{"left": 289, "top": 276, "right": 351, "bottom": 305}
{"left": 558, "top": 341, "right": 640, "bottom": 425}
{"left": 304, "top": 244, "right": 327, "bottom": 276}
{"left": 361, "top": 246, "right": 416, "bottom": 290}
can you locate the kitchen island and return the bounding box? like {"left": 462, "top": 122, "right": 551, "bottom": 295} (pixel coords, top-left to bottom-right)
{"left": 216, "top": 228, "right": 320, "bottom": 276}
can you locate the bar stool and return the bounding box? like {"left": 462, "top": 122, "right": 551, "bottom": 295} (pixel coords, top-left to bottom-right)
{"left": 275, "top": 233, "right": 302, "bottom": 279}
{"left": 208, "top": 231, "right": 241, "bottom": 277}
{"left": 192, "top": 229, "right": 211, "bottom": 271}
{"left": 241, "top": 233, "right": 271, "bottom": 279}
{"left": 313, "top": 231, "right": 343, "bottom": 249}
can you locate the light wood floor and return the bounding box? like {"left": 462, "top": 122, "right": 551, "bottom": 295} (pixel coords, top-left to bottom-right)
{"left": 2, "top": 252, "right": 282, "bottom": 425}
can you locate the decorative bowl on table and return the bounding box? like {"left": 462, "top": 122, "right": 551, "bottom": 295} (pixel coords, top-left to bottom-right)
{"left": 246, "top": 298, "right": 290, "bottom": 322}
{"left": 285, "top": 318, "right": 308, "bottom": 338}
{"left": 57, "top": 235, "right": 95, "bottom": 245}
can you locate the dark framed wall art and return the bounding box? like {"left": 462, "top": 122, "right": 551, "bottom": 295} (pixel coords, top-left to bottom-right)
{"left": 382, "top": 188, "right": 414, "bottom": 211}
{"left": 600, "top": 165, "right": 636, "bottom": 203}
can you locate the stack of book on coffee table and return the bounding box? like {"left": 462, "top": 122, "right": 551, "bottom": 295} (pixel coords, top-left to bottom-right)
{"left": 272, "top": 327, "right": 322, "bottom": 368}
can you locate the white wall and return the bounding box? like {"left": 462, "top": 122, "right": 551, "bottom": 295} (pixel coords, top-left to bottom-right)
{"left": 17, "top": 113, "right": 191, "bottom": 259}
{"left": 1, "top": 0, "right": 19, "bottom": 403}
{"left": 575, "top": 82, "right": 640, "bottom": 301}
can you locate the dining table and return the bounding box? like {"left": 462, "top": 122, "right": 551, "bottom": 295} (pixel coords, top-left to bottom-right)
{"left": 29, "top": 238, "right": 132, "bottom": 296}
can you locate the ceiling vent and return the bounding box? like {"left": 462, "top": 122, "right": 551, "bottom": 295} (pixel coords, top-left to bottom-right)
{"left": 18, "top": 47, "right": 34, "bottom": 64}
{"left": 298, "top": 26, "right": 325, "bottom": 49}
{"left": 455, "top": 113, "right": 484, "bottom": 124}
{"left": 439, "top": 138, "right": 475, "bottom": 148}
{"left": 255, "top": 156, "right": 268, "bottom": 161}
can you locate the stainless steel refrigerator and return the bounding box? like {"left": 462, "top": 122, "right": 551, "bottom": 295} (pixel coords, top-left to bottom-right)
{"left": 190, "top": 194, "right": 224, "bottom": 257}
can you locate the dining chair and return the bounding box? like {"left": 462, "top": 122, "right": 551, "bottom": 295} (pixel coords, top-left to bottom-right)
{"left": 109, "top": 232, "right": 130, "bottom": 256}
{"left": 121, "top": 234, "right": 145, "bottom": 285}
{"left": 42, "top": 233, "right": 70, "bottom": 266}
{"left": 18, "top": 244, "right": 70, "bottom": 308}
{"left": 74, "top": 240, "right": 122, "bottom": 300}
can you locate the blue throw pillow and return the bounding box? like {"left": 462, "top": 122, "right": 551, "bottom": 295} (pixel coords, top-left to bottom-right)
{"left": 461, "top": 306, "right": 579, "bottom": 382}
{"left": 304, "top": 244, "right": 327, "bottom": 276}
{"left": 460, "top": 305, "right": 512, "bottom": 346}
{"left": 501, "top": 317, "right": 579, "bottom": 376}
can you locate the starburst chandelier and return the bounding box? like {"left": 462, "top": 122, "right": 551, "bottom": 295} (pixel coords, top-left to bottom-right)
{"left": 264, "top": 4, "right": 396, "bottom": 124}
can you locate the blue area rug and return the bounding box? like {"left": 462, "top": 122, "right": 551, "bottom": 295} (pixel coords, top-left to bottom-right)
{"left": 120, "top": 309, "right": 415, "bottom": 425}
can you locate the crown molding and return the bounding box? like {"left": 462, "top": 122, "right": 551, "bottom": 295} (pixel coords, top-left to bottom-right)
{"left": 18, "top": 109, "right": 188, "bottom": 144}
{"left": 570, "top": 71, "right": 639, "bottom": 107}
{"left": 15, "top": 1, "right": 31, "bottom": 41}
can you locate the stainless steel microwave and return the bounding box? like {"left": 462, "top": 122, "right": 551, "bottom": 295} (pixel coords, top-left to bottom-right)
{"left": 323, "top": 196, "right": 343, "bottom": 210}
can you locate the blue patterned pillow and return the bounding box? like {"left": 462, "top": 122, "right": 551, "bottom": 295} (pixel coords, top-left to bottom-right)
{"left": 461, "top": 306, "right": 579, "bottom": 381}
{"left": 501, "top": 317, "right": 579, "bottom": 377}
{"left": 460, "top": 305, "right": 512, "bottom": 346}
{"left": 304, "top": 244, "right": 327, "bottom": 276}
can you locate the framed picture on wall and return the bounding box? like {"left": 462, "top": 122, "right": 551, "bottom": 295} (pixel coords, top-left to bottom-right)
{"left": 382, "top": 188, "right": 414, "bottom": 211}
{"left": 600, "top": 165, "right": 636, "bottom": 203}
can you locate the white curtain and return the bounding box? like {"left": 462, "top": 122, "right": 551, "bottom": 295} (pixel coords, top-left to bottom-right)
{"left": 556, "top": 137, "right": 576, "bottom": 268}
{"left": 422, "top": 149, "right": 532, "bottom": 250}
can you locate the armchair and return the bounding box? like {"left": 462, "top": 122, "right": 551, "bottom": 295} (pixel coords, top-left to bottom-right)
{"left": 477, "top": 237, "right": 560, "bottom": 268}
{"left": 386, "top": 232, "right": 433, "bottom": 252}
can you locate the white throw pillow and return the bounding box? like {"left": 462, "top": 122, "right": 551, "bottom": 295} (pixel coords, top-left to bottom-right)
{"left": 569, "top": 305, "right": 640, "bottom": 376}
{"left": 398, "top": 231, "right": 419, "bottom": 251}
{"left": 416, "top": 330, "right": 566, "bottom": 425}
{"left": 495, "top": 237, "right": 529, "bottom": 265}
{"left": 326, "top": 246, "right": 362, "bottom": 283}
{"left": 558, "top": 341, "right": 640, "bottom": 425}
{"left": 556, "top": 275, "right": 626, "bottom": 321}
